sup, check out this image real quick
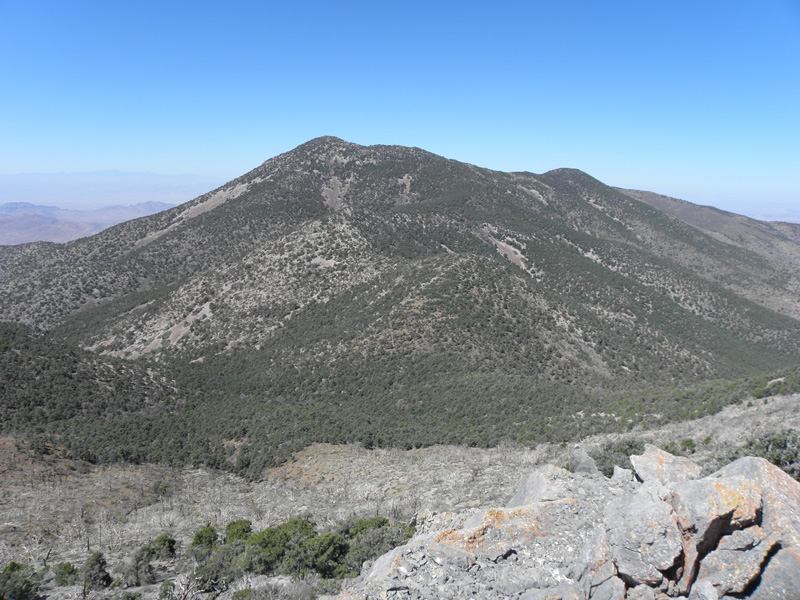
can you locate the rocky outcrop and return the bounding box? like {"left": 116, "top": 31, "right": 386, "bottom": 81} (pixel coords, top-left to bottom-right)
{"left": 629, "top": 444, "right": 703, "bottom": 486}
{"left": 335, "top": 447, "right": 800, "bottom": 600}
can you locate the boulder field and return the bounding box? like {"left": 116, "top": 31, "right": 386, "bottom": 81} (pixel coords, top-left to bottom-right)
{"left": 335, "top": 445, "right": 800, "bottom": 600}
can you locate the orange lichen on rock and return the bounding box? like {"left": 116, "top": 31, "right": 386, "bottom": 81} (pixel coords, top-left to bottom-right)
{"left": 432, "top": 506, "right": 547, "bottom": 553}
{"left": 711, "top": 479, "right": 761, "bottom": 525}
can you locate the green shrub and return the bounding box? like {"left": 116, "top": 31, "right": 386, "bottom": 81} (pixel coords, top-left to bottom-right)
{"left": 82, "top": 551, "right": 112, "bottom": 589}
{"left": 662, "top": 441, "right": 679, "bottom": 455}
{"left": 590, "top": 438, "right": 645, "bottom": 478}
{"left": 192, "top": 541, "right": 248, "bottom": 591}
{"left": 232, "top": 589, "right": 252, "bottom": 600}
{"left": 343, "top": 522, "right": 414, "bottom": 574}
{"left": 275, "top": 518, "right": 315, "bottom": 541}
{"left": 182, "top": 513, "right": 414, "bottom": 583}
{"left": 54, "top": 561, "right": 79, "bottom": 586}
{"left": 728, "top": 429, "right": 800, "bottom": 480}
{"left": 119, "top": 547, "right": 155, "bottom": 587}
{"left": 192, "top": 525, "right": 218, "bottom": 549}
{"left": 226, "top": 519, "right": 253, "bottom": 543}
{"left": 247, "top": 518, "right": 315, "bottom": 573}
{"left": 149, "top": 533, "right": 177, "bottom": 559}
{"left": 350, "top": 516, "right": 389, "bottom": 538}
{"left": 0, "top": 562, "right": 39, "bottom": 600}
{"left": 295, "top": 533, "right": 349, "bottom": 578}
{"left": 159, "top": 579, "right": 175, "bottom": 600}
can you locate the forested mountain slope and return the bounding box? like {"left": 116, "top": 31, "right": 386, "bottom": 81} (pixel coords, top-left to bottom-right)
{"left": 618, "top": 187, "right": 800, "bottom": 313}
{"left": 1, "top": 137, "right": 799, "bottom": 474}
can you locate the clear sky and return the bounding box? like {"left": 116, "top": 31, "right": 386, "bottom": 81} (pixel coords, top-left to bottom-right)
{"left": 1, "top": 1, "right": 798, "bottom": 220}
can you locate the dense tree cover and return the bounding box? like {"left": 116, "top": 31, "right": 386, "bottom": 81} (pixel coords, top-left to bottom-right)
{"left": 3, "top": 320, "right": 799, "bottom": 479}
{"left": 0, "top": 322, "right": 175, "bottom": 432}
{"left": 3, "top": 140, "right": 800, "bottom": 481}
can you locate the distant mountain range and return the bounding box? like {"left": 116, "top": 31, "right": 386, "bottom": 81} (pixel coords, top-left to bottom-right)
{"left": 0, "top": 170, "right": 225, "bottom": 207}
{"left": 0, "top": 201, "right": 176, "bottom": 244}
{"left": 0, "top": 169, "right": 226, "bottom": 244}
{"left": 2, "top": 137, "right": 799, "bottom": 475}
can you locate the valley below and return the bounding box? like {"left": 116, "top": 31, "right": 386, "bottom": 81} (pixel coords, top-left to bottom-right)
{"left": 2, "top": 393, "right": 799, "bottom": 599}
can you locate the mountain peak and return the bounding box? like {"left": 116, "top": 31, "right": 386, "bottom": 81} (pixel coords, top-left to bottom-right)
{"left": 2, "top": 137, "right": 800, "bottom": 480}
{"left": 293, "top": 135, "right": 359, "bottom": 154}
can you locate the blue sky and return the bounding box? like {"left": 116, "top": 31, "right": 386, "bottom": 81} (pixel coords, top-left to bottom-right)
{"left": 1, "top": 1, "right": 798, "bottom": 219}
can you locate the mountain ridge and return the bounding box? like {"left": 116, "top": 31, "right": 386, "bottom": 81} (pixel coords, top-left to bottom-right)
{"left": 0, "top": 200, "right": 176, "bottom": 244}
{"left": 3, "top": 136, "right": 799, "bottom": 370}
{"left": 617, "top": 187, "right": 800, "bottom": 270}
{"left": 1, "top": 136, "right": 799, "bottom": 475}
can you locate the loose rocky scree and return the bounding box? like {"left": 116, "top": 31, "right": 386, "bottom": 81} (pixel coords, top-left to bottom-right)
{"left": 335, "top": 445, "right": 800, "bottom": 600}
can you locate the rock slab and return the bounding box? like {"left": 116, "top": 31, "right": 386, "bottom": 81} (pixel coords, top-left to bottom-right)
{"left": 336, "top": 450, "right": 800, "bottom": 600}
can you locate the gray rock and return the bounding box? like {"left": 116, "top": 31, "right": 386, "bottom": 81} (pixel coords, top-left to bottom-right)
{"left": 627, "top": 585, "right": 657, "bottom": 600}
{"left": 696, "top": 526, "right": 775, "bottom": 595}
{"left": 557, "top": 582, "right": 582, "bottom": 600}
{"left": 588, "top": 559, "right": 616, "bottom": 592}
{"left": 574, "top": 528, "right": 611, "bottom": 598}
{"left": 744, "top": 548, "right": 800, "bottom": 600}
{"left": 506, "top": 465, "right": 569, "bottom": 508}
{"left": 427, "top": 543, "right": 474, "bottom": 570}
{"left": 366, "top": 545, "right": 406, "bottom": 582}
{"left": 605, "top": 480, "right": 682, "bottom": 586}
{"left": 611, "top": 465, "right": 635, "bottom": 483}
{"left": 488, "top": 567, "right": 538, "bottom": 596}
{"left": 589, "top": 574, "right": 625, "bottom": 600}
{"left": 710, "top": 456, "right": 800, "bottom": 548}
{"left": 337, "top": 455, "right": 800, "bottom": 600}
{"left": 520, "top": 588, "right": 562, "bottom": 600}
{"left": 571, "top": 446, "right": 601, "bottom": 476}
{"left": 688, "top": 580, "right": 718, "bottom": 600}
{"left": 670, "top": 473, "right": 761, "bottom": 593}
{"left": 630, "top": 444, "right": 702, "bottom": 485}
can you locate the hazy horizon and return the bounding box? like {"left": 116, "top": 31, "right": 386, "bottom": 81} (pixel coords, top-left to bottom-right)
{"left": 2, "top": 2, "right": 798, "bottom": 221}
{"left": 1, "top": 161, "right": 798, "bottom": 224}
{"left": 0, "top": 171, "right": 226, "bottom": 211}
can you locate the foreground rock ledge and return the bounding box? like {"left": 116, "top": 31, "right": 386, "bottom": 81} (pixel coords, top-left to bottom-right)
{"left": 334, "top": 447, "right": 800, "bottom": 600}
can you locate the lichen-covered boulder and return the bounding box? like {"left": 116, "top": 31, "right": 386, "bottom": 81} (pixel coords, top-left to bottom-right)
{"left": 694, "top": 526, "right": 775, "bottom": 596}
{"left": 709, "top": 456, "right": 800, "bottom": 548}
{"left": 336, "top": 449, "right": 800, "bottom": 600}
{"left": 670, "top": 474, "right": 761, "bottom": 593}
{"left": 630, "top": 444, "right": 703, "bottom": 486}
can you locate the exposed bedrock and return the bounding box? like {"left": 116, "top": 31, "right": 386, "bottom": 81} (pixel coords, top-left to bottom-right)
{"left": 335, "top": 446, "right": 800, "bottom": 600}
